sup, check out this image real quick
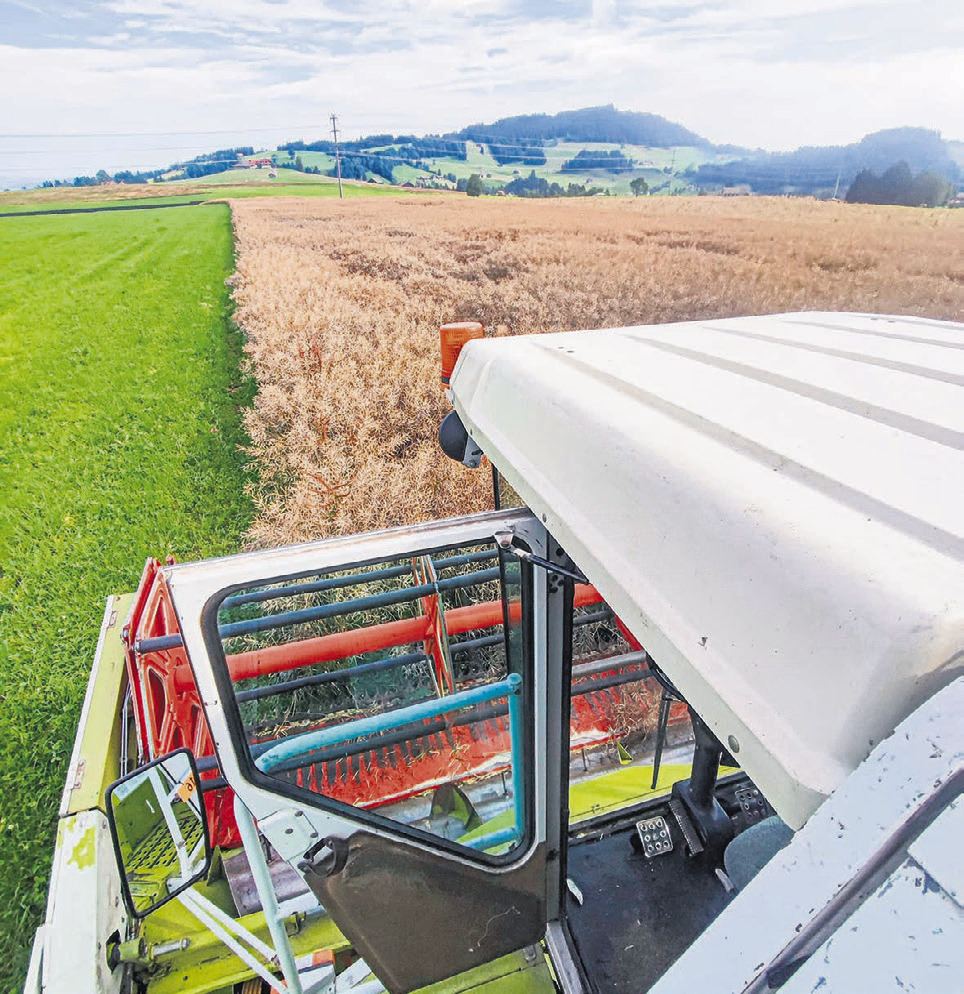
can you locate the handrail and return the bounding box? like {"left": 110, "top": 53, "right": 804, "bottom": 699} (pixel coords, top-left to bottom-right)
{"left": 257, "top": 674, "right": 522, "bottom": 773}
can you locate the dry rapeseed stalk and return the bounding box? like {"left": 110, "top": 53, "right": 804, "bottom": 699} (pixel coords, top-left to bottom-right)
{"left": 229, "top": 194, "right": 964, "bottom": 548}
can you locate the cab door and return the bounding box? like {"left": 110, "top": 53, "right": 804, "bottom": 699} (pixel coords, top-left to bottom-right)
{"left": 166, "top": 509, "right": 569, "bottom": 994}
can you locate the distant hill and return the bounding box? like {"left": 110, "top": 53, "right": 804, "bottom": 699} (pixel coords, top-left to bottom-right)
{"left": 690, "top": 127, "right": 960, "bottom": 196}
{"left": 455, "top": 105, "right": 712, "bottom": 150}
{"left": 39, "top": 107, "right": 961, "bottom": 202}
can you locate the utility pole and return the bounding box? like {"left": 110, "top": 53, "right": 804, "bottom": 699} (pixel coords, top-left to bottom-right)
{"left": 330, "top": 112, "right": 344, "bottom": 199}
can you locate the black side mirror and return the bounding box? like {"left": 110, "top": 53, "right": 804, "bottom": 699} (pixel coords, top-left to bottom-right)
{"left": 106, "top": 747, "right": 211, "bottom": 918}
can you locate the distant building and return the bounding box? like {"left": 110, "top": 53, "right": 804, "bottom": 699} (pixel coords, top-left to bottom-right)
{"left": 722, "top": 184, "right": 752, "bottom": 196}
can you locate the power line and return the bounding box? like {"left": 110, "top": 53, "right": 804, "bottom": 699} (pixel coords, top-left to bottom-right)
{"left": 0, "top": 125, "right": 326, "bottom": 139}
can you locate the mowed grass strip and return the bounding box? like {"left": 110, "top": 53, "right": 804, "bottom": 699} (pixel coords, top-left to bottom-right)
{"left": 0, "top": 178, "right": 410, "bottom": 215}
{"left": 0, "top": 205, "right": 252, "bottom": 990}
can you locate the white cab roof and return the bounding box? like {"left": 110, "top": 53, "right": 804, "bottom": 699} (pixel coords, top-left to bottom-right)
{"left": 450, "top": 312, "right": 964, "bottom": 828}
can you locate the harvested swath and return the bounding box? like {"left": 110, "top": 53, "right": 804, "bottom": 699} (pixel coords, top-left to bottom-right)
{"left": 229, "top": 195, "right": 964, "bottom": 548}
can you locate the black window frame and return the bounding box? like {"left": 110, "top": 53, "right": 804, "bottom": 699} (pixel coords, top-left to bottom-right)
{"left": 198, "top": 540, "right": 537, "bottom": 868}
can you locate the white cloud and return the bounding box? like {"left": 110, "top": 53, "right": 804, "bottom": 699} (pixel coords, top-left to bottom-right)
{"left": 1, "top": 0, "right": 961, "bottom": 186}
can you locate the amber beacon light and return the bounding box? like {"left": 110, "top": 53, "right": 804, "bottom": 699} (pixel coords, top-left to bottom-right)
{"left": 440, "top": 321, "right": 484, "bottom": 388}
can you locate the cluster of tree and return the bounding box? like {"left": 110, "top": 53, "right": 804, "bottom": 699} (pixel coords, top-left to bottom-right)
{"left": 170, "top": 146, "right": 256, "bottom": 180}
{"left": 57, "top": 167, "right": 167, "bottom": 187}
{"left": 498, "top": 171, "right": 603, "bottom": 198}
{"left": 690, "top": 128, "right": 959, "bottom": 197}
{"left": 112, "top": 169, "right": 166, "bottom": 183}
{"left": 336, "top": 155, "right": 396, "bottom": 182}
{"left": 561, "top": 149, "right": 635, "bottom": 173}
{"left": 402, "top": 138, "right": 466, "bottom": 160}
{"left": 45, "top": 147, "right": 257, "bottom": 188}
{"left": 845, "top": 162, "right": 956, "bottom": 207}
{"left": 456, "top": 105, "right": 709, "bottom": 149}
{"left": 190, "top": 146, "right": 254, "bottom": 164}
{"left": 483, "top": 140, "right": 547, "bottom": 167}
{"left": 277, "top": 157, "right": 324, "bottom": 175}
{"left": 279, "top": 139, "right": 332, "bottom": 154}
{"left": 179, "top": 161, "right": 230, "bottom": 180}
{"left": 630, "top": 177, "right": 649, "bottom": 196}
{"left": 279, "top": 135, "right": 467, "bottom": 165}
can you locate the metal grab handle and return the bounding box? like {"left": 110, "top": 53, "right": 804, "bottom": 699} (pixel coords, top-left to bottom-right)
{"left": 257, "top": 674, "right": 522, "bottom": 772}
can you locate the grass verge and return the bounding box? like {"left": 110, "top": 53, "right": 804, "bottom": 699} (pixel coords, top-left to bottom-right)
{"left": 0, "top": 204, "right": 252, "bottom": 990}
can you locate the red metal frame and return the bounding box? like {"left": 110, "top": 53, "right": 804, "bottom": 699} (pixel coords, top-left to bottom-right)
{"left": 123, "top": 560, "right": 682, "bottom": 849}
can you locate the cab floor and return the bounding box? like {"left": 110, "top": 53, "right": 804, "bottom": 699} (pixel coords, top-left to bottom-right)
{"left": 565, "top": 794, "right": 738, "bottom": 993}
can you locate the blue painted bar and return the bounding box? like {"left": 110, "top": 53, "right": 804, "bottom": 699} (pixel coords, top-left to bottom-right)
{"left": 507, "top": 672, "right": 526, "bottom": 836}
{"left": 461, "top": 825, "right": 521, "bottom": 852}
{"left": 222, "top": 550, "right": 498, "bottom": 609}
{"left": 257, "top": 673, "right": 522, "bottom": 772}
{"left": 221, "top": 567, "right": 502, "bottom": 640}
{"left": 256, "top": 716, "right": 449, "bottom": 771}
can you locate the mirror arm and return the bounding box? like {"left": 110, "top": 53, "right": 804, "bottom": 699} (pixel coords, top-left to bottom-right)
{"left": 177, "top": 888, "right": 294, "bottom": 993}
{"left": 147, "top": 766, "right": 193, "bottom": 882}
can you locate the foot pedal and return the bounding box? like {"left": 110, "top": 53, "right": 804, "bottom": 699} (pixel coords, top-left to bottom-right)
{"left": 734, "top": 784, "right": 773, "bottom": 828}
{"left": 669, "top": 796, "right": 704, "bottom": 855}
{"left": 635, "top": 815, "right": 674, "bottom": 858}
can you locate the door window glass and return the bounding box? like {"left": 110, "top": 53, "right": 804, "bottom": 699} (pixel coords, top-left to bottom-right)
{"left": 215, "top": 540, "right": 531, "bottom": 857}
{"left": 567, "top": 586, "right": 693, "bottom": 823}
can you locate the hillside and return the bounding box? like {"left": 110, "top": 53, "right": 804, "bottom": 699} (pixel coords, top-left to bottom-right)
{"left": 271, "top": 107, "right": 730, "bottom": 196}
{"left": 455, "top": 105, "right": 713, "bottom": 150}
{"left": 35, "top": 107, "right": 962, "bottom": 201}
{"left": 691, "top": 127, "right": 960, "bottom": 197}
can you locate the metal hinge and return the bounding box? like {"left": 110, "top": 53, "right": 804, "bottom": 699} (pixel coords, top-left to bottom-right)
{"left": 71, "top": 760, "right": 86, "bottom": 791}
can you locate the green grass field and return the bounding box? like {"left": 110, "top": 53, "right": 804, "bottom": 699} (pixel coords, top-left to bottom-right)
{"left": 0, "top": 205, "right": 253, "bottom": 990}
{"left": 0, "top": 177, "right": 404, "bottom": 215}
{"left": 372, "top": 140, "right": 718, "bottom": 194}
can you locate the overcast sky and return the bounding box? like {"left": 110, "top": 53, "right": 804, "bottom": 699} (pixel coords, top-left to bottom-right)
{"left": 1, "top": 0, "right": 961, "bottom": 187}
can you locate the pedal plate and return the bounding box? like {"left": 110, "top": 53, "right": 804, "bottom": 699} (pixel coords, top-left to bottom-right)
{"left": 635, "top": 815, "right": 674, "bottom": 858}
{"left": 735, "top": 784, "right": 768, "bottom": 819}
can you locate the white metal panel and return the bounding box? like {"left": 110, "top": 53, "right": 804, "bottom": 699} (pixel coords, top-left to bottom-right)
{"left": 908, "top": 795, "right": 964, "bottom": 905}
{"left": 163, "top": 509, "right": 549, "bottom": 861}
{"left": 39, "top": 809, "right": 126, "bottom": 994}
{"left": 780, "top": 855, "right": 964, "bottom": 994}
{"left": 451, "top": 311, "right": 964, "bottom": 828}
{"left": 647, "top": 676, "right": 963, "bottom": 994}
{"left": 781, "top": 796, "right": 964, "bottom": 994}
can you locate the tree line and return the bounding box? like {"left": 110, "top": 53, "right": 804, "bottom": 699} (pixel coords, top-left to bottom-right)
{"left": 845, "top": 162, "right": 955, "bottom": 207}
{"left": 470, "top": 170, "right": 604, "bottom": 198}
{"left": 561, "top": 149, "right": 635, "bottom": 172}
{"left": 691, "top": 128, "right": 958, "bottom": 198}
{"left": 45, "top": 147, "right": 256, "bottom": 188}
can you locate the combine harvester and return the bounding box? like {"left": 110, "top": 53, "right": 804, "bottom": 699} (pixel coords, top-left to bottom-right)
{"left": 27, "top": 312, "right": 963, "bottom": 994}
